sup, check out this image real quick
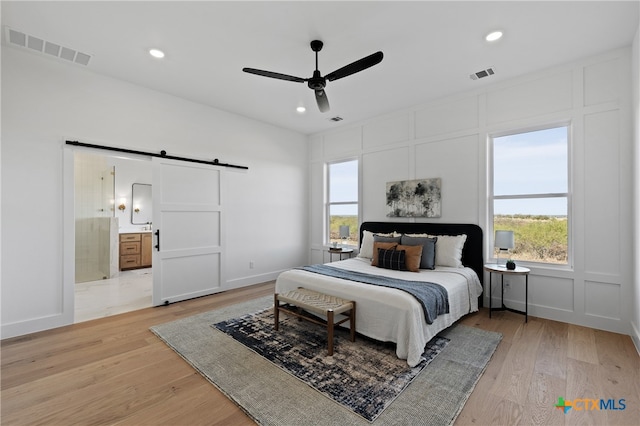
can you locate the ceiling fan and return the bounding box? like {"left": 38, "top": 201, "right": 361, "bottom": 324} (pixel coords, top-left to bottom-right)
{"left": 243, "top": 40, "right": 383, "bottom": 113}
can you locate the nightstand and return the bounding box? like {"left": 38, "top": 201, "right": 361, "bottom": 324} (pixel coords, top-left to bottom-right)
{"left": 327, "top": 248, "right": 353, "bottom": 262}
{"left": 484, "top": 263, "right": 531, "bottom": 322}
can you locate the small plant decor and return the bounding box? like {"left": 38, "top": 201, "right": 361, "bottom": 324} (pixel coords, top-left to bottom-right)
{"left": 506, "top": 259, "right": 516, "bottom": 270}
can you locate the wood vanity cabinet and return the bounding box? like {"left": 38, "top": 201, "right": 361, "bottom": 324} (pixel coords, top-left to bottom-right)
{"left": 120, "top": 232, "right": 152, "bottom": 270}
{"left": 141, "top": 233, "right": 152, "bottom": 267}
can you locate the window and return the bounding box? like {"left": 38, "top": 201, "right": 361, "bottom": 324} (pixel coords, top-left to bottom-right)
{"left": 491, "top": 125, "right": 569, "bottom": 265}
{"left": 327, "top": 159, "right": 358, "bottom": 247}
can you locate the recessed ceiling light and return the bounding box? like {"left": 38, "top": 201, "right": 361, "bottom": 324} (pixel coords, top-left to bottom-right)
{"left": 296, "top": 106, "right": 306, "bottom": 113}
{"left": 485, "top": 31, "right": 503, "bottom": 42}
{"left": 149, "top": 48, "right": 165, "bottom": 59}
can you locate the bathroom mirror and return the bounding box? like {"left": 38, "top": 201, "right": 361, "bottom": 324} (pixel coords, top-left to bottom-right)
{"left": 131, "top": 183, "right": 152, "bottom": 225}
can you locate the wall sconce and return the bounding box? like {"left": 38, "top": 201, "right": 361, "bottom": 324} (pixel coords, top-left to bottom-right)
{"left": 118, "top": 198, "right": 126, "bottom": 211}
{"left": 494, "top": 230, "right": 514, "bottom": 266}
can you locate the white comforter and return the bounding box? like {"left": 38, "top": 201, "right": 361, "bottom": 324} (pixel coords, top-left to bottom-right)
{"left": 274, "top": 257, "right": 483, "bottom": 367}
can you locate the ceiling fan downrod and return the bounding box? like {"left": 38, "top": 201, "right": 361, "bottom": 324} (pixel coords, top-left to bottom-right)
{"left": 308, "top": 40, "right": 326, "bottom": 91}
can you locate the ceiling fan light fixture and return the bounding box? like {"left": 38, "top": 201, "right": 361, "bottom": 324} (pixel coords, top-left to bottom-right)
{"left": 149, "top": 48, "right": 165, "bottom": 59}
{"left": 485, "top": 31, "right": 503, "bottom": 42}
{"left": 242, "top": 40, "right": 383, "bottom": 113}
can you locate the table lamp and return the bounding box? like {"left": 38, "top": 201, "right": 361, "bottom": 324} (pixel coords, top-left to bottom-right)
{"left": 339, "top": 225, "right": 350, "bottom": 246}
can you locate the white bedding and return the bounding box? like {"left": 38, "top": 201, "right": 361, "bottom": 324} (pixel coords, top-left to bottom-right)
{"left": 274, "top": 257, "right": 483, "bottom": 367}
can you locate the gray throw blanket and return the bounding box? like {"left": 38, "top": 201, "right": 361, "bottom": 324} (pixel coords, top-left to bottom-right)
{"left": 297, "top": 264, "right": 449, "bottom": 324}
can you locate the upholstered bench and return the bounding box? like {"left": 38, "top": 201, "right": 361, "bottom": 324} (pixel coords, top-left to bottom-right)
{"left": 274, "top": 288, "right": 356, "bottom": 356}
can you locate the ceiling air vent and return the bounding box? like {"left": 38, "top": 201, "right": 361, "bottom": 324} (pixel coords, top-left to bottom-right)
{"left": 4, "top": 26, "right": 92, "bottom": 66}
{"left": 470, "top": 67, "right": 495, "bottom": 80}
{"left": 329, "top": 116, "right": 343, "bottom": 122}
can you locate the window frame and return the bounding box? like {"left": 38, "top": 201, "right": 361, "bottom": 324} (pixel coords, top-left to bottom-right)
{"left": 325, "top": 158, "right": 359, "bottom": 247}
{"left": 488, "top": 122, "right": 573, "bottom": 268}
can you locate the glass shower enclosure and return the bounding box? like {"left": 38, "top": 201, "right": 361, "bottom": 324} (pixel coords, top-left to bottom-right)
{"left": 74, "top": 151, "right": 119, "bottom": 283}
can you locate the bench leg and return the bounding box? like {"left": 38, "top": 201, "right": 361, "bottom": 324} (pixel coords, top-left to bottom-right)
{"left": 274, "top": 293, "right": 279, "bottom": 331}
{"left": 350, "top": 302, "right": 356, "bottom": 342}
{"left": 327, "top": 310, "right": 334, "bottom": 356}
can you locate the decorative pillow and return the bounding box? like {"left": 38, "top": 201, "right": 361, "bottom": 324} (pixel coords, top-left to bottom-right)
{"left": 357, "top": 231, "right": 376, "bottom": 259}
{"left": 357, "top": 231, "right": 397, "bottom": 259}
{"left": 395, "top": 244, "right": 423, "bottom": 272}
{"left": 376, "top": 248, "right": 407, "bottom": 271}
{"left": 373, "top": 234, "right": 402, "bottom": 244}
{"left": 428, "top": 234, "right": 467, "bottom": 268}
{"left": 371, "top": 242, "right": 399, "bottom": 266}
{"left": 400, "top": 235, "right": 437, "bottom": 269}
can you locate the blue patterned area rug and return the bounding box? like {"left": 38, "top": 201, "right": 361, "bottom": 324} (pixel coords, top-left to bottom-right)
{"left": 151, "top": 297, "right": 503, "bottom": 425}
{"left": 213, "top": 308, "right": 448, "bottom": 422}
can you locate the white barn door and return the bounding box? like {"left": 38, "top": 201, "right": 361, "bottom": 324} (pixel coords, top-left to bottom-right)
{"left": 152, "top": 157, "right": 223, "bottom": 306}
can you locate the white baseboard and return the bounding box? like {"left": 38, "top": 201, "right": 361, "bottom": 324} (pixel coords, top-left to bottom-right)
{"left": 2, "top": 271, "right": 284, "bottom": 340}
{"left": 483, "top": 295, "right": 630, "bottom": 336}
{"left": 1, "top": 311, "right": 73, "bottom": 340}
{"left": 225, "top": 270, "right": 284, "bottom": 290}
{"left": 631, "top": 321, "right": 640, "bottom": 357}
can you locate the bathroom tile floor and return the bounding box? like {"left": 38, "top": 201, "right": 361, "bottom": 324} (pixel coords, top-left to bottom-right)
{"left": 75, "top": 268, "right": 152, "bottom": 323}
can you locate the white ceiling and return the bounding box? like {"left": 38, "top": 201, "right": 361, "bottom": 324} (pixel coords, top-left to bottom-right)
{"left": 2, "top": 1, "right": 638, "bottom": 135}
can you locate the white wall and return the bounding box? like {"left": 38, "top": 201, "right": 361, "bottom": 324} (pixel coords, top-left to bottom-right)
{"left": 632, "top": 24, "right": 640, "bottom": 352}
{"left": 308, "top": 47, "right": 634, "bottom": 335}
{"left": 1, "top": 48, "right": 308, "bottom": 338}
{"left": 110, "top": 156, "right": 152, "bottom": 233}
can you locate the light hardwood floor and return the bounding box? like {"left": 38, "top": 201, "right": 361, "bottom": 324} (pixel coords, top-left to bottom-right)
{"left": 2, "top": 281, "right": 639, "bottom": 425}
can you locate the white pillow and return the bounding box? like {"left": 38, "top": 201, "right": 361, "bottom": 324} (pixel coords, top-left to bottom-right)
{"left": 357, "top": 231, "right": 376, "bottom": 259}
{"left": 357, "top": 231, "right": 398, "bottom": 259}
{"left": 428, "top": 234, "right": 467, "bottom": 267}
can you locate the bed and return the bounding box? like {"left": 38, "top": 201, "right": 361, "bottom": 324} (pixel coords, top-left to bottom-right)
{"left": 275, "top": 222, "right": 484, "bottom": 367}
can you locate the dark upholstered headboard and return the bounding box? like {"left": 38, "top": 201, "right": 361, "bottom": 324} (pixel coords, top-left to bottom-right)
{"left": 359, "top": 221, "right": 484, "bottom": 289}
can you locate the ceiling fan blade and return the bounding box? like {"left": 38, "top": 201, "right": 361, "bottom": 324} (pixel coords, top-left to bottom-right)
{"left": 242, "top": 68, "right": 305, "bottom": 83}
{"left": 315, "top": 89, "right": 330, "bottom": 113}
{"left": 325, "top": 51, "right": 383, "bottom": 82}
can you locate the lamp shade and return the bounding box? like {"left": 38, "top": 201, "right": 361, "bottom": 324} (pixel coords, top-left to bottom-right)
{"left": 494, "top": 230, "right": 514, "bottom": 250}
{"left": 339, "top": 225, "right": 350, "bottom": 239}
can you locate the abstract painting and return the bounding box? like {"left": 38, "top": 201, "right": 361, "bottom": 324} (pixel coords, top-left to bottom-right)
{"left": 386, "top": 178, "right": 441, "bottom": 218}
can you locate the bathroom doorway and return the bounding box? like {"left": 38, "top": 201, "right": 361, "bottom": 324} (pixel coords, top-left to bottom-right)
{"left": 73, "top": 150, "right": 153, "bottom": 322}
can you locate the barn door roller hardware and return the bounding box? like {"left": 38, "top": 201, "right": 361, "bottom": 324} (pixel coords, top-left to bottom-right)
{"left": 65, "top": 140, "right": 248, "bottom": 170}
